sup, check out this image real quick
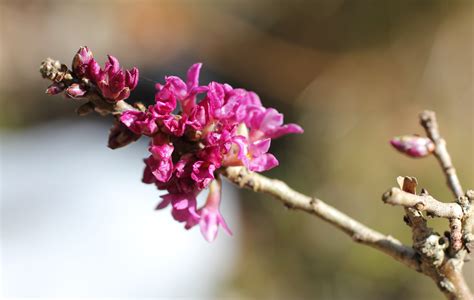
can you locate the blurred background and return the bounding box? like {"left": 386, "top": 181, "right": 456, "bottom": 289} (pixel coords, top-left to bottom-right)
{"left": 1, "top": 0, "right": 473, "bottom": 299}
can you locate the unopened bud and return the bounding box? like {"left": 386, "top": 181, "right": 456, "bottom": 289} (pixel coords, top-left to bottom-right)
{"left": 390, "top": 135, "right": 435, "bottom": 158}
{"left": 72, "top": 46, "right": 94, "bottom": 78}
{"left": 45, "top": 83, "right": 64, "bottom": 95}
{"left": 65, "top": 83, "right": 87, "bottom": 98}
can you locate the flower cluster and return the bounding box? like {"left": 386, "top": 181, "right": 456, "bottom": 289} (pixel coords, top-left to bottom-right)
{"left": 119, "top": 62, "right": 303, "bottom": 241}
{"left": 45, "top": 47, "right": 303, "bottom": 242}
{"left": 46, "top": 47, "right": 139, "bottom": 102}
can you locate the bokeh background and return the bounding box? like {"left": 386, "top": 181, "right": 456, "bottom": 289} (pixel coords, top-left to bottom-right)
{"left": 1, "top": 0, "right": 473, "bottom": 299}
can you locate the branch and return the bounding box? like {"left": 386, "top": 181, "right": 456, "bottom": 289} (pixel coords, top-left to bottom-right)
{"left": 382, "top": 187, "right": 463, "bottom": 219}
{"left": 420, "top": 111, "right": 464, "bottom": 198}
{"left": 221, "top": 166, "right": 420, "bottom": 271}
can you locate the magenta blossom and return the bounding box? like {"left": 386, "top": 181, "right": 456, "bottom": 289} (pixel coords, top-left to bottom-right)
{"left": 116, "top": 62, "right": 303, "bottom": 241}
{"left": 120, "top": 109, "right": 158, "bottom": 136}
{"left": 146, "top": 134, "right": 174, "bottom": 183}
{"left": 198, "top": 178, "right": 231, "bottom": 242}
{"left": 157, "top": 192, "right": 200, "bottom": 229}
{"left": 390, "top": 135, "right": 435, "bottom": 158}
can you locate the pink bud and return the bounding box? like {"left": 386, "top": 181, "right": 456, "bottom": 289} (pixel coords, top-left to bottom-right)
{"left": 65, "top": 83, "right": 87, "bottom": 98}
{"left": 72, "top": 46, "right": 94, "bottom": 78}
{"left": 125, "top": 67, "right": 139, "bottom": 90}
{"left": 45, "top": 83, "right": 64, "bottom": 95}
{"left": 390, "top": 135, "right": 435, "bottom": 158}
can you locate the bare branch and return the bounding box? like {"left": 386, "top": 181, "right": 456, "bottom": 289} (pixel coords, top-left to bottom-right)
{"left": 382, "top": 187, "right": 463, "bottom": 219}
{"left": 222, "top": 166, "right": 420, "bottom": 271}
{"left": 420, "top": 111, "right": 464, "bottom": 198}
{"left": 397, "top": 177, "right": 434, "bottom": 246}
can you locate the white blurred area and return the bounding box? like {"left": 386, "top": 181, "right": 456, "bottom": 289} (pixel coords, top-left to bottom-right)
{"left": 0, "top": 120, "right": 241, "bottom": 298}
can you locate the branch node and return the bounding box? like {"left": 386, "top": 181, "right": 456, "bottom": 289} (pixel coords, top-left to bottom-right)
{"left": 466, "top": 190, "right": 474, "bottom": 201}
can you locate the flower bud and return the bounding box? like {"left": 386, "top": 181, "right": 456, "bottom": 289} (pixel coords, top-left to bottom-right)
{"left": 96, "top": 55, "right": 138, "bottom": 102}
{"left": 72, "top": 46, "right": 94, "bottom": 78}
{"left": 65, "top": 83, "right": 87, "bottom": 98}
{"left": 390, "top": 135, "right": 435, "bottom": 158}
{"left": 45, "top": 83, "right": 64, "bottom": 95}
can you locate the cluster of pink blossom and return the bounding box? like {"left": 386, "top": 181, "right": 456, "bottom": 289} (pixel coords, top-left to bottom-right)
{"left": 46, "top": 47, "right": 139, "bottom": 102}
{"left": 50, "top": 47, "right": 303, "bottom": 242}
{"left": 120, "top": 62, "right": 303, "bottom": 241}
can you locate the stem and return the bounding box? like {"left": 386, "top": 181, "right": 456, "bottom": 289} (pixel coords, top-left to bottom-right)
{"left": 382, "top": 187, "right": 463, "bottom": 219}
{"left": 420, "top": 111, "right": 464, "bottom": 198}
{"left": 222, "top": 166, "right": 419, "bottom": 271}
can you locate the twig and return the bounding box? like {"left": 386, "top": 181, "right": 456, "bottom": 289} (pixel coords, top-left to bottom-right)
{"left": 222, "top": 166, "right": 420, "bottom": 271}
{"left": 420, "top": 111, "right": 464, "bottom": 198}
{"left": 382, "top": 188, "right": 463, "bottom": 219}
{"left": 398, "top": 177, "right": 434, "bottom": 250}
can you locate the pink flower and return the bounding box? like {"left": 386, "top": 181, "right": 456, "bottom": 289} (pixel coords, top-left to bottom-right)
{"left": 247, "top": 108, "right": 304, "bottom": 141}
{"left": 183, "top": 63, "right": 207, "bottom": 114}
{"left": 155, "top": 63, "right": 207, "bottom": 116}
{"left": 191, "top": 160, "right": 216, "bottom": 189}
{"left": 145, "top": 135, "right": 174, "bottom": 182}
{"left": 45, "top": 83, "right": 64, "bottom": 95}
{"left": 198, "top": 179, "right": 232, "bottom": 242}
{"left": 161, "top": 114, "right": 187, "bottom": 137}
{"left": 154, "top": 77, "right": 183, "bottom": 114}
{"left": 120, "top": 109, "right": 158, "bottom": 136}
{"left": 227, "top": 136, "right": 278, "bottom": 172}
{"left": 390, "top": 135, "right": 435, "bottom": 158}
{"left": 157, "top": 192, "right": 200, "bottom": 229}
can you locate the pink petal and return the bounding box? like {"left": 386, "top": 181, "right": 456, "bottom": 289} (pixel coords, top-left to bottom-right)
{"left": 126, "top": 67, "right": 139, "bottom": 90}
{"left": 200, "top": 211, "right": 219, "bottom": 242}
{"left": 250, "top": 138, "right": 272, "bottom": 156}
{"left": 259, "top": 108, "right": 283, "bottom": 132}
{"left": 249, "top": 153, "right": 279, "bottom": 172}
{"left": 186, "top": 63, "right": 202, "bottom": 90}
{"left": 267, "top": 123, "right": 304, "bottom": 139}
{"left": 106, "top": 55, "right": 120, "bottom": 73}
{"left": 218, "top": 214, "right": 233, "bottom": 236}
